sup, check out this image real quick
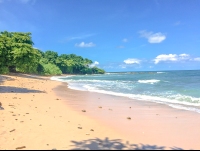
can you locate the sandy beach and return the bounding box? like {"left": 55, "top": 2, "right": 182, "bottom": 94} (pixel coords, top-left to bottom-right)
{"left": 0, "top": 73, "right": 200, "bottom": 150}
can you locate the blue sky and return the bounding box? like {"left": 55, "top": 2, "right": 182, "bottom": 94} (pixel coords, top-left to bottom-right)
{"left": 0, "top": 0, "right": 200, "bottom": 72}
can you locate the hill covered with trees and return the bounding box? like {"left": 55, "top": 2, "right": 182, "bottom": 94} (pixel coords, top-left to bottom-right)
{"left": 0, "top": 31, "right": 105, "bottom": 75}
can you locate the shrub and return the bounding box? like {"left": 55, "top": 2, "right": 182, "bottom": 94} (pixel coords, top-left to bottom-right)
{"left": 38, "top": 63, "right": 62, "bottom": 75}
{"left": 0, "top": 66, "right": 9, "bottom": 74}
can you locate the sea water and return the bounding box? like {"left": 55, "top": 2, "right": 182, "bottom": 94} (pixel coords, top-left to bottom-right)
{"left": 51, "top": 70, "right": 200, "bottom": 113}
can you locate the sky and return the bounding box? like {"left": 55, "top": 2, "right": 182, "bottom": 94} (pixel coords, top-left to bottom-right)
{"left": 0, "top": 0, "right": 200, "bottom": 72}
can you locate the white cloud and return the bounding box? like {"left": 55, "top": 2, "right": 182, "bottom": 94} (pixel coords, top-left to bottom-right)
{"left": 89, "top": 61, "right": 99, "bottom": 67}
{"left": 148, "top": 33, "right": 166, "bottom": 43}
{"left": 138, "top": 30, "right": 166, "bottom": 43}
{"left": 154, "top": 54, "right": 193, "bottom": 64}
{"left": 194, "top": 58, "right": 200, "bottom": 61}
{"left": 124, "top": 58, "right": 141, "bottom": 64}
{"left": 122, "top": 38, "right": 128, "bottom": 42}
{"left": 75, "top": 42, "right": 96, "bottom": 47}
{"left": 115, "top": 45, "right": 125, "bottom": 48}
{"left": 179, "top": 54, "right": 189, "bottom": 57}
{"left": 154, "top": 54, "right": 178, "bottom": 64}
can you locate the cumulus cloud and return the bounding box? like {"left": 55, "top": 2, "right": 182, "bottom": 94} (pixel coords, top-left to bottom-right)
{"left": 124, "top": 58, "right": 141, "bottom": 64}
{"left": 154, "top": 54, "right": 192, "bottom": 64}
{"left": 75, "top": 42, "right": 96, "bottom": 47}
{"left": 138, "top": 30, "right": 166, "bottom": 43}
{"left": 115, "top": 45, "right": 125, "bottom": 48}
{"left": 89, "top": 61, "right": 99, "bottom": 67}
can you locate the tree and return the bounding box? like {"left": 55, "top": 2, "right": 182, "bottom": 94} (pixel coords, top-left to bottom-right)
{"left": 0, "top": 31, "right": 41, "bottom": 73}
{"left": 44, "top": 50, "right": 58, "bottom": 64}
{"left": 0, "top": 35, "right": 12, "bottom": 73}
{"left": 11, "top": 32, "right": 34, "bottom": 45}
{"left": 0, "top": 31, "right": 105, "bottom": 75}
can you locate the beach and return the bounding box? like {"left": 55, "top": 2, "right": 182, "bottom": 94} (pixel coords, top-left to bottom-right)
{"left": 0, "top": 73, "right": 200, "bottom": 150}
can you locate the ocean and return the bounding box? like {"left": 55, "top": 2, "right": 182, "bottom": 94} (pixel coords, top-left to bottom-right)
{"left": 51, "top": 70, "right": 200, "bottom": 113}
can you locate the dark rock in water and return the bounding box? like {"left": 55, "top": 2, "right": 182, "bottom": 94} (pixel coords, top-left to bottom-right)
{"left": 98, "top": 106, "right": 102, "bottom": 108}
{"left": 82, "top": 110, "right": 86, "bottom": 112}
{"left": 0, "top": 102, "right": 2, "bottom": 107}
{"left": 78, "top": 127, "right": 82, "bottom": 129}
{"left": 127, "top": 117, "right": 131, "bottom": 120}
{"left": 90, "top": 129, "right": 94, "bottom": 131}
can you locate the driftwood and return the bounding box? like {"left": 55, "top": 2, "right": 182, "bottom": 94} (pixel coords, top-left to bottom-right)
{"left": 10, "top": 129, "right": 16, "bottom": 132}
{"left": 16, "top": 146, "right": 26, "bottom": 150}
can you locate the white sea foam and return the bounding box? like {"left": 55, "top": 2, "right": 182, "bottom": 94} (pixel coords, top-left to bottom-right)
{"left": 168, "top": 104, "right": 200, "bottom": 113}
{"left": 138, "top": 79, "right": 160, "bottom": 84}
{"left": 51, "top": 76, "right": 200, "bottom": 113}
{"left": 51, "top": 76, "right": 70, "bottom": 81}
{"left": 67, "top": 82, "right": 200, "bottom": 106}
{"left": 157, "top": 72, "right": 165, "bottom": 74}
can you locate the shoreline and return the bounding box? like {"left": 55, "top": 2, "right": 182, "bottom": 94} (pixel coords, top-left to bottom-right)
{"left": 0, "top": 74, "right": 200, "bottom": 150}
{"left": 51, "top": 75, "right": 200, "bottom": 114}
{"left": 0, "top": 74, "right": 134, "bottom": 150}
{"left": 54, "top": 80, "right": 200, "bottom": 150}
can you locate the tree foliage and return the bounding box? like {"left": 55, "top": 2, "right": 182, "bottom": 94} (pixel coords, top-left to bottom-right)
{"left": 0, "top": 31, "right": 41, "bottom": 74}
{"left": 0, "top": 31, "right": 105, "bottom": 75}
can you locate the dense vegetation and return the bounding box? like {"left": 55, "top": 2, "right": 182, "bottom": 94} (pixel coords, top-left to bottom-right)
{"left": 0, "top": 31, "right": 105, "bottom": 75}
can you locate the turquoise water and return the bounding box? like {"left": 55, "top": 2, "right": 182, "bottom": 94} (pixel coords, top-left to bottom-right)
{"left": 51, "top": 70, "right": 200, "bottom": 113}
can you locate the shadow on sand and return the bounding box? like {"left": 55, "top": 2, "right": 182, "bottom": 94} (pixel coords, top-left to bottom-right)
{"left": 0, "top": 75, "right": 15, "bottom": 84}
{"left": 70, "top": 137, "right": 184, "bottom": 150}
{"left": 4, "top": 73, "right": 47, "bottom": 80}
{"left": 0, "top": 86, "right": 45, "bottom": 93}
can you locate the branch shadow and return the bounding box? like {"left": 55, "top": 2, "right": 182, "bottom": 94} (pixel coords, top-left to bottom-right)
{"left": 5, "top": 73, "right": 47, "bottom": 80}
{"left": 0, "top": 75, "right": 15, "bottom": 84}
{"left": 0, "top": 86, "right": 45, "bottom": 93}
{"left": 70, "top": 137, "right": 184, "bottom": 150}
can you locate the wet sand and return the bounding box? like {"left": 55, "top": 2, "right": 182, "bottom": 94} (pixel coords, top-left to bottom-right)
{"left": 0, "top": 74, "right": 200, "bottom": 150}
{"left": 55, "top": 82, "right": 200, "bottom": 150}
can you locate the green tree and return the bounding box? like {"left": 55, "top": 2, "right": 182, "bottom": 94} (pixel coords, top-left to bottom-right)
{"left": 0, "top": 35, "right": 12, "bottom": 73}
{"left": 44, "top": 50, "right": 58, "bottom": 64}
{"left": 0, "top": 31, "right": 41, "bottom": 73}
{"left": 0, "top": 31, "right": 105, "bottom": 75}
